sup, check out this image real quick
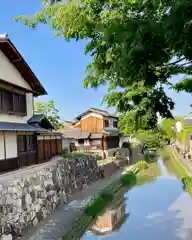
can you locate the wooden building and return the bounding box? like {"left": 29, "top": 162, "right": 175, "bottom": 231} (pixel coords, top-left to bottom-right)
{"left": 0, "top": 34, "right": 62, "bottom": 173}
{"left": 62, "top": 108, "right": 122, "bottom": 158}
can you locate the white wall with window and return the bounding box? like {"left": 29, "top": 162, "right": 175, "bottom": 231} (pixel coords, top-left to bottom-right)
{"left": 104, "top": 118, "right": 118, "bottom": 128}
{"left": 0, "top": 90, "right": 33, "bottom": 123}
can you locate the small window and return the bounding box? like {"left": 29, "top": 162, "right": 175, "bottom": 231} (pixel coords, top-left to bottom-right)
{"left": 26, "top": 135, "right": 36, "bottom": 151}
{"left": 104, "top": 120, "right": 109, "bottom": 127}
{"left": 17, "top": 135, "right": 26, "bottom": 153}
{"left": 113, "top": 121, "right": 118, "bottom": 128}
{"left": 14, "top": 92, "right": 26, "bottom": 115}
{"left": 78, "top": 139, "right": 84, "bottom": 144}
{"left": 2, "top": 89, "right": 13, "bottom": 112}
{"left": 17, "top": 135, "right": 36, "bottom": 153}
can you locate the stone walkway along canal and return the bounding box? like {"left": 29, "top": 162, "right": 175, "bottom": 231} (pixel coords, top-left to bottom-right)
{"left": 82, "top": 156, "right": 192, "bottom": 240}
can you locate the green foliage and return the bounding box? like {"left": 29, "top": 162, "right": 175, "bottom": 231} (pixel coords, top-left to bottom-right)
{"left": 181, "top": 176, "right": 192, "bottom": 196}
{"left": 128, "top": 129, "right": 168, "bottom": 148}
{"left": 120, "top": 172, "right": 137, "bottom": 186}
{"left": 162, "top": 147, "right": 189, "bottom": 178}
{"left": 84, "top": 191, "right": 113, "bottom": 217}
{"left": 181, "top": 176, "right": 192, "bottom": 187}
{"left": 176, "top": 126, "right": 192, "bottom": 148}
{"left": 136, "top": 160, "right": 149, "bottom": 170}
{"left": 160, "top": 118, "right": 175, "bottom": 139}
{"left": 35, "top": 100, "right": 62, "bottom": 130}
{"left": 16, "top": 0, "right": 192, "bottom": 133}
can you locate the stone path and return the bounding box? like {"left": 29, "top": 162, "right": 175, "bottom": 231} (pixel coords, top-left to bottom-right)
{"left": 22, "top": 170, "right": 123, "bottom": 240}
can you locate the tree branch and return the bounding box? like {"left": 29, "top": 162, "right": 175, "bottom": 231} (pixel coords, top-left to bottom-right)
{"left": 166, "top": 57, "right": 186, "bottom": 66}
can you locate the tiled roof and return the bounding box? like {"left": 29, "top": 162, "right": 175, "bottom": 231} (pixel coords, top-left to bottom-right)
{"left": 28, "top": 114, "right": 45, "bottom": 123}
{"left": 75, "top": 107, "right": 118, "bottom": 120}
{"left": 28, "top": 114, "right": 54, "bottom": 130}
{"left": 0, "top": 122, "right": 48, "bottom": 132}
{"left": 60, "top": 128, "right": 90, "bottom": 139}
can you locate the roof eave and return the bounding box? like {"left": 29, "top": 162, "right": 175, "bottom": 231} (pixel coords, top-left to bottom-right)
{"left": 0, "top": 36, "right": 47, "bottom": 96}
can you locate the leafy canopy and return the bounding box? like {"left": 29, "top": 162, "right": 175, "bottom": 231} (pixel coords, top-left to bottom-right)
{"left": 35, "top": 100, "right": 62, "bottom": 130}
{"left": 16, "top": 0, "right": 192, "bottom": 132}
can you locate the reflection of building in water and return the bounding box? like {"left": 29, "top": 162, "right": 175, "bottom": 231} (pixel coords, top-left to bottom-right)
{"left": 88, "top": 193, "right": 126, "bottom": 236}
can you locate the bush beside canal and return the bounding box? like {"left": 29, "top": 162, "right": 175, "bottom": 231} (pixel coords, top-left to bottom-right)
{"left": 181, "top": 176, "right": 192, "bottom": 196}
{"left": 136, "top": 160, "right": 149, "bottom": 170}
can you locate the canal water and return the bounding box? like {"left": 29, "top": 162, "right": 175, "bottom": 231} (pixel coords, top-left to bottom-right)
{"left": 82, "top": 157, "right": 192, "bottom": 240}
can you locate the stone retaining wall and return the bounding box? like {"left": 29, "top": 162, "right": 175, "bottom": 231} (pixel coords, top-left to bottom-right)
{"left": 0, "top": 156, "right": 99, "bottom": 240}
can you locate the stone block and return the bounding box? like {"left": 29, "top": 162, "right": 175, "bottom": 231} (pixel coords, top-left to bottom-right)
{"left": 25, "top": 194, "right": 32, "bottom": 207}
{"left": 0, "top": 234, "right": 12, "bottom": 240}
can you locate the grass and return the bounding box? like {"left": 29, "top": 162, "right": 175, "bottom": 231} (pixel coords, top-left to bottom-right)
{"left": 163, "top": 147, "right": 190, "bottom": 178}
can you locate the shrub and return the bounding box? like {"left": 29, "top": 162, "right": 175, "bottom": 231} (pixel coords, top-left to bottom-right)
{"left": 181, "top": 176, "right": 192, "bottom": 188}
{"left": 121, "top": 172, "right": 137, "bottom": 186}
{"left": 136, "top": 160, "right": 149, "bottom": 170}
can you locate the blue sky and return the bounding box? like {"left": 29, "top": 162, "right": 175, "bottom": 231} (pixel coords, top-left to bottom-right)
{"left": 0, "top": 0, "right": 191, "bottom": 120}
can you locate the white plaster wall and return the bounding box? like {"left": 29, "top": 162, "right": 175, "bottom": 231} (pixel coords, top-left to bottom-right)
{"left": 5, "top": 132, "right": 17, "bottom": 159}
{"left": 0, "top": 50, "right": 32, "bottom": 91}
{"left": 0, "top": 132, "right": 5, "bottom": 160}
{"left": 0, "top": 92, "right": 34, "bottom": 123}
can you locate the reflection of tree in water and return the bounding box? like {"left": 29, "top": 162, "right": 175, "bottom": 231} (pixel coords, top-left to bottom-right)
{"left": 88, "top": 192, "right": 128, "bottom": 236}
{"left": 163, "top": 157, "right": 184, "bottom": 179}
{"left": 136, "top": 163, "right": 161, "bottom": 186}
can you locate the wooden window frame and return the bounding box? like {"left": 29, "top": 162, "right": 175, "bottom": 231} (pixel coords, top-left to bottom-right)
{"left": 17, "top": 135, "right": 27, "bottom": 153}
{"left": 0, "top": 88, "right": 27, "bottom": 116}
{"left": 113, "top": 121, "right": 118, "bottom": 128}
{"left": 104, "top": 119, "right": 109, "bottom": 128}
{"left": 17, "top": 134, "right": 36, "bottom": 153}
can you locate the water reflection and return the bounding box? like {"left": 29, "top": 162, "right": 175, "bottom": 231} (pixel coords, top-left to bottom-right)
{"left": 82, "top": 158, "right": 192, "bottom": 240}
{"left": 87, "top": 191, "right": 127, "bottom": 237}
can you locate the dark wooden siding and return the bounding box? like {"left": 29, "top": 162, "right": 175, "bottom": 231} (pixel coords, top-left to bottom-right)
{"left": 37, "top": 137, "right": 62, "bottom": 164}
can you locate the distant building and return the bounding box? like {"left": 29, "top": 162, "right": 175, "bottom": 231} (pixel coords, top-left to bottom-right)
{"left": 61, "top": 107, "right": 122, "bottom": 158}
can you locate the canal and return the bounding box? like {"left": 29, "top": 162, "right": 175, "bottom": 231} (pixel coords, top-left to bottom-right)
{"left": 82, "top": 156, "right": 192, "bottom": 240}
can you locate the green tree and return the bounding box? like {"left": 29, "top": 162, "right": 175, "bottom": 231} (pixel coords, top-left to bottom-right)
{"left": 35, "top": 100, "right": 62, "bottom": 130}
{"left": 16, "top": 0, "right": 192, "bottom": 132}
